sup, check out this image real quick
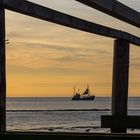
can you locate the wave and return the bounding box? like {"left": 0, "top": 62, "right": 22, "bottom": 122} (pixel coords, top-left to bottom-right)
{"left": 8, "top": 125, "right": 102, "bottom": 132}
{"left": 6, "top": 108, "right": 111, "bottom": 112}
{"left": 6, "top": 108, "right": 140, "bottom": 112}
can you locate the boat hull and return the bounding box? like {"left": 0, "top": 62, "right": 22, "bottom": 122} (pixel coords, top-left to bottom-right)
{"left": 72, "top": 96, "right": 95, "bottom": 101}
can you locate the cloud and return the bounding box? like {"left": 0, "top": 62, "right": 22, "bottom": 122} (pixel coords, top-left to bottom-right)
{"left": 7, "top": 41, "right": 113, "bottom": 72}
{"left": 130, "top": 63, "right": 140, "bottom": 69}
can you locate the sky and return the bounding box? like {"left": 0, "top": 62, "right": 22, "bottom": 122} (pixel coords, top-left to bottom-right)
{"left": 6, "top": 0, "right": 140, "bottom": 97}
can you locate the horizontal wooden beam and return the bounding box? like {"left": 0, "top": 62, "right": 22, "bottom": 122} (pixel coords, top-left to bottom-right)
{"left": 2, "top": 0, "right": 140, "bottom": 46}
{"left": 101, "top": 115, "right": 140, "bottom": 129}
{"left": 76, "top": 0, "right": 140, "bottom": 28}
{"left": 1, "top": 132, "right": 140, "bottom": 140}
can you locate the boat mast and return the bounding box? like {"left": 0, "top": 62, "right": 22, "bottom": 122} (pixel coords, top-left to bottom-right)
{"left": 73, "top": 86, "right": 76, "bottom": 95}
{"left": 87, "top": 84, "right": 90, "bottom": 96}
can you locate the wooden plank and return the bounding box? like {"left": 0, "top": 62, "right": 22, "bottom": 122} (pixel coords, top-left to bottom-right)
{"left": 2, "top": 0, "right": 140, "bottom": 47}
{"left": 0, "top": 132, "right": 140, "bottom": 140}
{"left": 76, "top": 0, "right": 140, "bottom": 28}
{"left": 111, "top": 39, "right": 130, "bottom": 133}
{"left": 0, "top": 4, "right": 6, "bottom": 133}
{"left": 101, "top": 115, "right": 140, "bottom": 129}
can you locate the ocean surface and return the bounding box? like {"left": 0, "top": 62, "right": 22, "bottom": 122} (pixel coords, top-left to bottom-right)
{"left": 6, "top": 97, "right": 140, "bottom": 133}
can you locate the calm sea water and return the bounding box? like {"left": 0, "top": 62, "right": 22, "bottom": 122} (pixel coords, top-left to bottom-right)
{"left": 6, "top": 97, "right": 140, "bottom": 133}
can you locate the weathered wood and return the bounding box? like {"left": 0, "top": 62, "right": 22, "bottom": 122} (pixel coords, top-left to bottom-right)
{"left": 76, "top": 0, "right": 140, "bottom": 28}
{"left": 111, "top": 39, "right": 130, "bottom": 133}
{"left": 0, "top": 3, "right": 6, "bottom": 133}
{"left": 2, "top": 0, "right": 140, "bottom": 47}
{"left": 101, "top": 115, "right": 140, "bottom": 129}
{"left": 1, "top": 132, "right": 140, "bottom": 140}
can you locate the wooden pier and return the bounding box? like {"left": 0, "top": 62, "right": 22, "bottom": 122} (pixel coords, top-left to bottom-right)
{"left": 1, "top": 0, "right": 140, "bottom": 139}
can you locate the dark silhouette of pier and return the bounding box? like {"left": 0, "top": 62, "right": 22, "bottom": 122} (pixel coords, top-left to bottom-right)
{"left": 0, "top": 0, "right": 140, "bottom": 139}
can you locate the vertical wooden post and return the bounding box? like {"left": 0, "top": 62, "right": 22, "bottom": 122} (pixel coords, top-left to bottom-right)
{"left": 111, "top": 39, "right": 130, "bottom": 133}
{"left": 0, "top": 1, "right": 6, "bottom": 133}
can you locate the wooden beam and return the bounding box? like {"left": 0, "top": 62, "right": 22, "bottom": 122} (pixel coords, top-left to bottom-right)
{"left": 111, "top": 39, "right": 130, "bottom": 133}
{"left": 101, "top": 115, "right": 140, "bottom": 129}
{"left": 112, "top": 39, "right": 130, "bottom": 116}
{"left": 0, "top": 3, "right": 6, "bottom": 133}
{"left": 76, "top": 0, "right": 140, "bottom": 28}
{"left": 2, "top": 0, "right": 140, "bottom": 46}
{"left": 1, "top": 132, "right": 140, "bottom": 140}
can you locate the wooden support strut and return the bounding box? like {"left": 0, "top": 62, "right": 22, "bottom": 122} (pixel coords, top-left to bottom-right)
{"left": 101, "top": 115, "right": 140, "bottom": 129}
{"left": 111, "top": 39, "right": 130, "bottom": 133}
{"left": 0, "top": 1, "right": 6, "bottom": 133}
{"left": 101, "top": 39, "right": 130, "bottom": 133}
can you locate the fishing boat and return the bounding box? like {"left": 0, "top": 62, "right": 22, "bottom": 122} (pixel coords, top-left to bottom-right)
{"left": 72, "top": 84, "right": 95, "bottom": 100}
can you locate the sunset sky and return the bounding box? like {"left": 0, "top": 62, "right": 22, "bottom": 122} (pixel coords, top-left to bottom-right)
{"left": 6, "top": 0, "right": 140, "bottom": 97}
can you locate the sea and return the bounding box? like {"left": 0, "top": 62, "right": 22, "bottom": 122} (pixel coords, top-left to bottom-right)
{"left": 6, "top": 97, "right": 140, "bottom": 133}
